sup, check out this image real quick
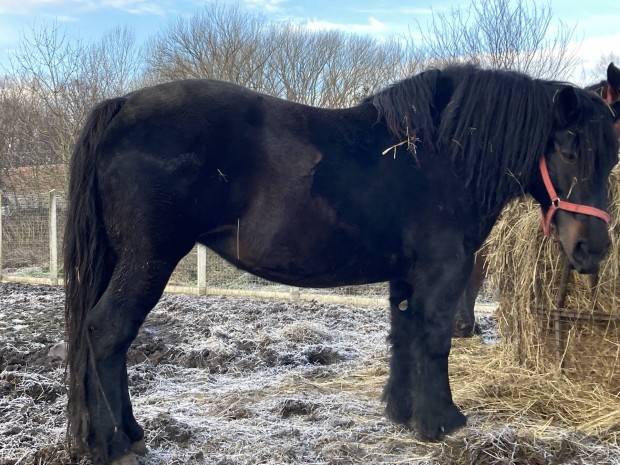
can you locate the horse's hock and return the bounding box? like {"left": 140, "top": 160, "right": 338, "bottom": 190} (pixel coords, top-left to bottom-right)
{"left": 486, "top": 167, "right": 620, "bottom": 387}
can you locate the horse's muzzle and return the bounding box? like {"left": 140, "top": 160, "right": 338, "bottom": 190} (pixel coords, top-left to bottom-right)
{"left": 556, "top": 212, "right": 611, "bottom": 274}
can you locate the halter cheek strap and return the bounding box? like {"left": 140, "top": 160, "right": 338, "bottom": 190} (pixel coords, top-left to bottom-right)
{"left": 539, "top": 155, "right": 611, "bottom": 237}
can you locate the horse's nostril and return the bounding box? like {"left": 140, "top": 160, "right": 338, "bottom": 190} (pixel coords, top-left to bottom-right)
{"left": 574, "top": 240, "right": 588, "bottom": 257}
{"left": 574, "top": 237, "right": 609, "bottom": 260}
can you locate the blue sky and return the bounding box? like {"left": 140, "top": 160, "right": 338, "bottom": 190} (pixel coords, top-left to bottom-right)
{"left": 0, "top": 0, "right": 619, "bottom": 84}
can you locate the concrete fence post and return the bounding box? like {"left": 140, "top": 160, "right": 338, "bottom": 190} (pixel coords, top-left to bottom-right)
{"left": 49, "top": 190, "right": 58, "bottom": 286}
{"left": 197, "top": 244, "right": 207, "bottom": 295}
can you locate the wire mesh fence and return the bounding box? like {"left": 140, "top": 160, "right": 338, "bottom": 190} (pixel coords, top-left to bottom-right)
{"left": 0, "top": 191, "right": 390, "bottom": 304}
{"left": 1, "top": 192, "right": 51, "bottom": 276}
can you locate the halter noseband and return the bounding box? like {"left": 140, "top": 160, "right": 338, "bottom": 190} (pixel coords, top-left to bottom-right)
{"left": 539, "top": 154, "right": 611, "bottom": 237}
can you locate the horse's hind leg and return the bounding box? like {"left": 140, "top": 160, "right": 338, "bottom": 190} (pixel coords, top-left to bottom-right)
{"left": 121, "top": 368, "right": 147, "bottom": 455}
{"left": 84, "top": 254, "right": 182, "bottom": 463}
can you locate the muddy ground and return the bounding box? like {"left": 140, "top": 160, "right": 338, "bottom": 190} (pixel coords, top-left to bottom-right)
{"left": 1, "top": 282, "right": 618, "bottom": 464}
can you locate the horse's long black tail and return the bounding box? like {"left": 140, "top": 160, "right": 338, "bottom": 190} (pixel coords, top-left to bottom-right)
{"left": 64, "top": 97, "right": 125, "bottom": 453}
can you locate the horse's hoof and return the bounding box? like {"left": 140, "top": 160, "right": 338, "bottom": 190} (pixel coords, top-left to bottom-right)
{"left": 131, "top": 439, "right": 148, "bottom": 455}
{"left": 452, "top": 324, "right": 475, "bottom": 338}
{"left": 111, "top": 452, "right": 138, "bottom": 465}
{"left": 417, "top": 404, "right": 467, "bottom": 441}
{"left": 452, "top": 321, "right": 482, "bottom": 338}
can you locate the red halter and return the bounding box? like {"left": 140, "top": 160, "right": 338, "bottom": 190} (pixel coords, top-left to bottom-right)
{"left": 539, "top": 154, "right": 611, "bottom": 237}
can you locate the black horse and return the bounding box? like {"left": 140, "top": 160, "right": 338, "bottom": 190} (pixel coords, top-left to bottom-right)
{"left": 452, "top": 61, "right": 620, "bottom": 337}
{"left": 64, "top": 64, "right": 620, "bottom": 464}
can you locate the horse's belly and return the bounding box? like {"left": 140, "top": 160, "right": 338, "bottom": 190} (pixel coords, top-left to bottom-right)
{"left": 203, "top": 227, "right": 399, "bottom": 288}
{"left": 200, "top": 167, "right": 404, "bottom": 287}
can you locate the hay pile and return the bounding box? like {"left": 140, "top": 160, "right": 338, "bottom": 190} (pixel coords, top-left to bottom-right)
{"left": 449, "top": 339, "right": 620, "bottom": 443}
{"left": 485, "top": 167, "right": 620, "bottom": 387}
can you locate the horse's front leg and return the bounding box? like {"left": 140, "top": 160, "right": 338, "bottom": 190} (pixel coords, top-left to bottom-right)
{"left": 383, "top": 245, "right": 472, "bottom": 440}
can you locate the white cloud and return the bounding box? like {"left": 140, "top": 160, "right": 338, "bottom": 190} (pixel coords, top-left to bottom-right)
{"left": 0, "top": 0, "right": 76, "bottom": 5}
{"left": 353, "top": 7, "right": 433, "bottom": 16}
{"left": 304, "top": 16, "right": 387, "bottom": 35}
{"left": 100, "top": 0, "right": 166, "bottom": 15}
{"left": 242, "top": 0, "right": 286, "bottom": 13}
{"left": 53, "top": 14, "right": 79, "bottom": 21}
{"left": 0, "top": 0, "right": 168, "bottom": 15}
{"left": 0, "top": 0, "right": 82, "bottom": 14}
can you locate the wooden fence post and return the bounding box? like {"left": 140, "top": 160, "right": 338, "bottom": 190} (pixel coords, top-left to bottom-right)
{"left": 49, "top": 190, "right": 58, "bottom": 286}
{"left": 197, "top": 244, "right": 207, "bottom": 295}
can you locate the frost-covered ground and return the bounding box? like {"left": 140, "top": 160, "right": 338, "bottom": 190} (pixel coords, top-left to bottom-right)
{"left": 1, "top": 282, "right": 618, "bottom": 465}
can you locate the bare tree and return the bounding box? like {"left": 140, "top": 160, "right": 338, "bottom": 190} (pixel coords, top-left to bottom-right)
{"left": 8, "top": 21, "right": 85, "bottom": 168}
{"left": 0, "top": 75, "right": 70, "bottom": 196}
{"left": 0, "top": 21, "right": 142, "bottom": 193}
{"left": 408, "top": 0, "right": 579, "bottom": 80}
{"left": 0, "top": 78, "right": 26, "bottom": 189}
{"left": 81, "top": 26, "right": 143, "bottom": 103}
{"left": 145, "top": 3, "right": 405, "bottom": 107}
{"left": 145, "top": 3, "right": 273, "bottom": 87}
{"left": 265, "top": 23, "right": 403, "bottom": 107}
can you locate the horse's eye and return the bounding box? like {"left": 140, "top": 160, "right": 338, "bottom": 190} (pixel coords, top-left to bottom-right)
{"left": 560, "top": 151, "right": 578, "bottom": 164}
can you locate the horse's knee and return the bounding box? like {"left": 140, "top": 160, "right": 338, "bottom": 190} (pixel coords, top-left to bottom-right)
{"left": 424, "top": 306, "right": 456, "bottom": 354}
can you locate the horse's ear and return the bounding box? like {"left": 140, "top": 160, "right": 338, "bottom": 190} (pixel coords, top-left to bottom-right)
{"left": 607, "top": 62, "right": 620, "bottom": 89}
{"left": 554, "top": 86, "right": 582, "bottom": 128}
{"left": 605, "top": 62, "right": 620, "bottom": 103}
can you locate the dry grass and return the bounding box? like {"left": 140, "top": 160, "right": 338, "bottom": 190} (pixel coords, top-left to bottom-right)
{"left": 450, "top": 340, "right": 620, "bottom": 438}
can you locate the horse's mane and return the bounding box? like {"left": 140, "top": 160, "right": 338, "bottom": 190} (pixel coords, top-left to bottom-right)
{"left": 369, "top": 65, "right": 617, "bottom": 212}
{"left": 364, "top": 68, "right": 441, "bottom": 150}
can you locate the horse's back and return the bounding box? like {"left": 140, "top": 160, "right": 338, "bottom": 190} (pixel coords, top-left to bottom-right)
{"left": 102, "top": 79, "right": 273, "bottom": 160}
